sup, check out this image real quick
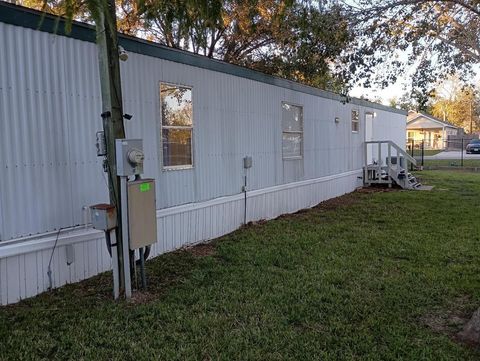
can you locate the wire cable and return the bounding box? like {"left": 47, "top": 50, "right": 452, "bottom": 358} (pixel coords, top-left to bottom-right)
{"left": 46, "top": 225, "right": 83, "bottom": 290}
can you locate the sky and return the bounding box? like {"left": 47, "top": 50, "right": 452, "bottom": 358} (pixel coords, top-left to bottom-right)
{"left": 347, "top": 44, "right": 415, "bottom": 106}
{"left": 342, "top": 0, "right": 480, "bottom": 107}
{"left": 349, "top": 66, "right": 480, "bottom": 107}
{"left": 349, "top": 81, "right": 407, "bottom": 106}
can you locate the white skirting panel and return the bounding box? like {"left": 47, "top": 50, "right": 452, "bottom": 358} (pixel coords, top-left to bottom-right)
{"left": 0, "top": 170, "right": 361, "bottom": 305}
{"left": 0, "top": 231, "right": 111, "bottom": 305}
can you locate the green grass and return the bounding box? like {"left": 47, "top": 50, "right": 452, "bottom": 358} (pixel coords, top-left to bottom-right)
{"left": 2, "top": 171, "right": 480, "bottom": 360}
{"left": 410, "top": 149, "right": 443, "bottom": 157}
{"left": 422, "top": 159, "right": 480, "bottom": 168}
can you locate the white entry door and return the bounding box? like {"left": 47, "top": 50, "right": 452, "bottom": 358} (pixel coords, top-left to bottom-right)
{"left": 365, "top": 113, "right": 374, "bottom": 164}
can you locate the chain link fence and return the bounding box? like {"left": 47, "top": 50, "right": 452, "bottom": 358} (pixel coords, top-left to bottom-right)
{"left": 406, "top": 137, "right": 480, "bottom": 170}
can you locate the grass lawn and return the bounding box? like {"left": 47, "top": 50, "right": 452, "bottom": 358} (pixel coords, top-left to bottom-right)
{"left": 422, "top": 159, "right": 480, "bottom": 168}
{"left": 2, "top": 171, "right": 480, "bottom": 360}
{"left": 410, "top": 149, "right": 443, "bottom": 157}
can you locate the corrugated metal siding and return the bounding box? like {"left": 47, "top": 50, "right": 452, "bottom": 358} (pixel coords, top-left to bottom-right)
{"left": 0, "top": 22, "right": 406, "bottom": 242}
{"left": 1, "top": 25, "right": 74, "bottom": 240}
{"left": 0, "top": 170, "right": 360, "bottom": 305}
{"left": 0, "top": 231, "right": 111, "bottom": 305}
{"left": 0, "top": 24, "right": 111, "bottom": 240}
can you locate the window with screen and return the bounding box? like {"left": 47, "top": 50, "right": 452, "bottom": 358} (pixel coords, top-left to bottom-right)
{"left": 282, "top": 103, "right": 303, "bottom": 159}
{"left": 160, "top": 83, "right": 193, "bottom": 168}
{"left": 351, "top": 110, "right": 359, "bottom": 132}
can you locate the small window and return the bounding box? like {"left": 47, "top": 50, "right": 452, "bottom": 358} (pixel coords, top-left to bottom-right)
{"left": 282, "top": 103, "right": 303, "bottom": 158}
{"left": 351, "top": 110, "right": 359, "bottom": 132}
{"left": 160, "top": 83, "right": 193, "bottom": 168}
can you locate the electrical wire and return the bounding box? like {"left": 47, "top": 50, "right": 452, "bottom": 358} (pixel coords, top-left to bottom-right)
{"left": 47, "top": 226, "right": 68, "bottom": 291}
{"left": 46, "top": 224, "right": 87, "bottom": 290}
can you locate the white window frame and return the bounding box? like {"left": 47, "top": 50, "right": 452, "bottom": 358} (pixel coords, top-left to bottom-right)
{"left": 160, "top": 82, "right": 194, "bottom": 170}
{"left": 282, "top": 102, "right": 304, "bottom": 160}
{"left": 351, "top": 109, "right": 360, "bottom": 133}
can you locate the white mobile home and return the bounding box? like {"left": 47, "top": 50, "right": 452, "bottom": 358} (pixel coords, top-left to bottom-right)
{"left": 0, "top": 3, "right": 407, "bottom": 305}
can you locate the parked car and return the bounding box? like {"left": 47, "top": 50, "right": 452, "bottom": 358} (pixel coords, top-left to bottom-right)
{"left": 466, "top": 139, "right": 480, "bottom": 154}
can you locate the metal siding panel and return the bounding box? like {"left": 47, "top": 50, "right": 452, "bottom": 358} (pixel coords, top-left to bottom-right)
{"left": 0, "top": 258, "right": 7, "bottom": 305}
{"left": 0, "top": 22, "right": 404, "bottom": 304}
{"left": 86, "top": 240, "right": 97, "bottom": 277}
{"left": 64, "top": 38, "right": 107, "bottom": 226}
{"left": 73, "top": 241, "right": 86, "bottom": 282}
{"left": 6, "top": 256, "right": 20, "bottom": 304}
{"left": 35, "top": 251, "right": 44, "bottom": 294}
{"left": 18, "top": 254, "right": 26, "bottom": 300}
{"left": 1, "top": 24, "right": 74, "bottom": 240}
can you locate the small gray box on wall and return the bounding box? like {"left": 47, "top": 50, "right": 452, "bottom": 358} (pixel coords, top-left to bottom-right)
{"left": 243, "top": 156, "right": 253, "bottom": 169}
{"left": 90, "top": 204, "right": 117, "bottom": 231}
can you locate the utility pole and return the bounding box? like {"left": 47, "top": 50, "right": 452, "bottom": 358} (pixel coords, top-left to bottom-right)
{"left": 95, "top": 0, "right": 127, "bottom": 289}
{"left": 470, "top": 100, "right": 473, "bottom": 134}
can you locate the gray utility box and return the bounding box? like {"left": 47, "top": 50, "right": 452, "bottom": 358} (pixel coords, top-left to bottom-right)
{"left": 116, "top": 139, "right": 144, "bottom": 176}
{"left": 90, "top": 204, "right": 117, "bottom": 231}
{"left": 128, "top": 179, "right": 157, "bottom": 249}
{"left": 243, "top": 156, "right": 253, "bottom": 169}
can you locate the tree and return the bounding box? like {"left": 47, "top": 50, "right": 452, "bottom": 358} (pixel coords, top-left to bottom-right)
{"left": 18, "top": 0, "right": 144, "bottom": 34}
{"left": 345, "top": 0, "right": 480, "bottom": 95}
{"left": 137, "top": 0, "right": 353, "bottom": 90}
{"left": 19, "top": 0, "right": 353, "bottom": 92}
{"left": 430, "top": 76, "right": 479, "bottom": 132}
{"left": 388, "top": 93, "right": 416, "bottom": 111}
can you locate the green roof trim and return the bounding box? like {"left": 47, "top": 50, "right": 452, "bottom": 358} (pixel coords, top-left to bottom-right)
{"left": 0, "top": 2, "right": 406, "bottom": 116}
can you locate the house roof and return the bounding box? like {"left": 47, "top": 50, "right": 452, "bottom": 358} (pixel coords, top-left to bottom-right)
{"left": 0, "top": 2, "right": 407, "bottom": 116}
{"left": 407, "top": 112, "right": 459, "bottom": 129}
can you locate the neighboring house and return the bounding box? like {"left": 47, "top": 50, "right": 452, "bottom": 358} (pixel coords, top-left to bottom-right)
{"left": 0, "top": 3, "right": 407, "bottom": 305}
{"left": 407, "top": 111, "right": 461, "bottom": 150}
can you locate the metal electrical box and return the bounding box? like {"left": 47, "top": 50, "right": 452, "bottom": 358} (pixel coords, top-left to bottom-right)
{"left": 127, "top": 179, "right": 157, "bottom": 249}
{"left": 243, "top": 156, "right": 252, "bottom": 169}
{"left": 95, "top": 131, "right": 107, "bottom": 156}
{"left": 90, "top": 204, "right": 117, "bottom": 231}
{"left": 115, "top": 139, "right": 144, "bottom": 176}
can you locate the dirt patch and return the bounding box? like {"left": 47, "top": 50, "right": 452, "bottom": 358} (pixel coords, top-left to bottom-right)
{"left": 313, "top": 186, "right": 400, "bottom": 211}
{"left": 313, "top": 193, "right": 360, "bottom": 211}
{"left": 184, "top": 241, "right": 217, "bottom": 257}
{"left": 457, "top": 307, "right": 480, "bottom": 347}
{"left": 245, "top": 185, "right": 402, "bottom": 223}
{"left": 420, "top": 296, "right": 480, "bottom": 347}
{"left": 128, "top": 290, "right": 157, "bottom": 305}
{"left": 246, "top": 219, "right": 268, "bottom": 226}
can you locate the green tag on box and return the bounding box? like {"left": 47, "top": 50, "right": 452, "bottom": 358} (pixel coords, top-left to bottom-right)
{"left": 140, "top": 183, "right": 150, "bottom": 192}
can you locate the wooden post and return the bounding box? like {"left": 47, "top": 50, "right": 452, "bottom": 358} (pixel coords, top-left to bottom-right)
{"left": 461, "top": 138, "right": 464, "bottom": 167}
{"left": 387, "top": 142, "right": 392, "bottom": 188}
{"left": 421, "top": 140, "right": 424, "bottom": 167}
{"left": 95, "top": 0, "right": 127, "bottom": 290}
{"left": 378, "top": 142, "right": 382, "bottom": 181}
{"left": 364, "top": 141, "right": 368, "bottom": 185}
{"left": 410, "top": 139, "right": 414, "bottom": 172}
{"left": 470, "top": 101, "right": 473, "bottom": 134}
